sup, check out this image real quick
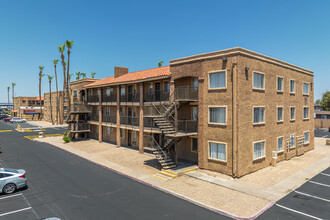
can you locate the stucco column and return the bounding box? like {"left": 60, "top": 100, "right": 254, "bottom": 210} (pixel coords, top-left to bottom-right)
{"left": 138, "top": 82, "right": 144, "bottom": 153}
{"left": 169, "top": 80, "right": 175, "bottom": 102}
{"left": 232, "top": 57, "right": 238, "bottom": 177}
{"left": 116, "top": 86, "right": 121, "bottom": 148}
{"left": 197, "top": 78, "right": 205, "bottom": 169}
{"left": 98, "top": 88, "right": 102, "bottom": 143}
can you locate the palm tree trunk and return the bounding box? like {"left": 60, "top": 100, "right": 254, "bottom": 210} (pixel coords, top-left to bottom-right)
{"left": 49, "top": 80, "right": 53, "bottom": 125}
{"left": 39, "top": 77, "right": 42, "bottom": 120}
{"left": 12, "top": 85, "right": 14, "bottom": 115}
{"left": 66, "top": 50, "right": 71, "bottom": 115}
{"left": 54, "top": 64, "right": 59, "bottom": 125}
{"left": 7, "top": 88, "right": 9, "bottom": 113}
{"left": 62, "top": 55, "right": 66, "bottom": 124}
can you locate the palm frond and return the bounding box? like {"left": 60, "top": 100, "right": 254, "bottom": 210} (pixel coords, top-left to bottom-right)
{"left": 65, "top": 40, "right": 74, "bottom": 49}
{"left": 47, "top": 74, "right": 54, "bottom": 80}
{"left": 53, "top": 59, "right": 59, "bottom": 65}
{"left": 39, "top": 66, "right": 44, "bottom": 71}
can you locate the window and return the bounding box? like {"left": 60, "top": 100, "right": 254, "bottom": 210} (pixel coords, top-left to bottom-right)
{"left": 290, "top": 107, "right": 295, "bottom": 121}
{"left": 51, "top": 97, "right": 53, "bottom": 101}
{"left": 106, "top": 107, "right": 110, "bottom": 115}
{"left": 120, "top": 129, "right": 125, "bottom": 138}
{"left": 56, "top": 97, "right": 57, "bottom": 101}
{"left": 192, "top": 138, "right": 198, "bottom": 153}
{"left": 277, "top": 77, "right": 283, "bottom": 92}
{"left": 45, "top": 98, "right": 47, "bottom": 102}
{"left": 164, "top": 81, "right": 170, "bottom": 93}
{"left": 209, "top": 71, "right": 226, "bottom": 89}
{"left": 290, "top": 134, "right": 295, "bottom": 148}
{"left": 73, "top": 90, "right": 78, "bottom": 97}
{"left": 277, "top": 137, "right": 283, "bottom": 152}
{"left": 253, "top": 72, "right": 265, "bottom": 89}
{"left": 193, "top": 77, "right": 198, "bottom": 91}
{"left": 106, "top": 88, "right": 111, "bottom": 96}
{"left": 64, "top": 106, "right": 68, "bottom": 111}
{"left": 149, "top": 83, "right": 153, "bottom": 93}
{"left": 303, "top": 83, "right": 309, "bottom": 95}
{"left": 121, "top": 87, "right": 125, "bottom": 95}
{"left": 277, "top": 107, "right": 283, "bottom": 122}
{"left": 89, "top": 90, "right": 93, "bottom": 96}
{"left": 105, "top": 127, "right": 110, "bottom": 135}
{"left": 133, "top": 131, "right": 136, "bottom": 141}
{"left": 290, "top": 80, "right": 295, "bottom": 93}
{"left": 64, "top": 97, "right": 67, "bottom": 102}
{"left": 209, "top": 107, "right": 226, "bottom": 124}
{"left": 55, "top": 116, "right": 57, "bottom": 120}
{"left": 192, "top": 107, "right": 198, "bottom": 120}
{"left": 45, "top": 106, "right": 47, "bottom": 110}
{"left": 303, "top": 107, "right": 309, "bottom": 119}
{"left": 209, "top": 142, "right": 226, "bottom": 161}
{"left": 304, "top": 131, "right": 309, "bottom": 144}
{"left": 253, "top": 107, "right": 265, "bottom": 124}
{"left": 253, "top": 141, "right": 265, "bottom": 160}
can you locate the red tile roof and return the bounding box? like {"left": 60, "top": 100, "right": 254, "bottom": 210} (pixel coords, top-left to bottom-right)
{"left": 35, "top": 96, "right": 44, "bottom": 101}
{"left": 85, "top": 66, "right": 170, "bottom": 88}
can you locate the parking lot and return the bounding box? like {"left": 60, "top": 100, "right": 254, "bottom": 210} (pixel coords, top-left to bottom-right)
{"left": 315, "top": 128, "right": 330, "bottom": 138}
{"left": 259, "top": 167, "right": 330, "bottom": 219}
{"left": 0, "top": 193, "right": 38, "bottom": 219}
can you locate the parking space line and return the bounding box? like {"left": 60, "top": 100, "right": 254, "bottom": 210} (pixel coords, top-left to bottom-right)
{"left": 321, "top": 135, "right": 328, "bottom": 138}
{"left": 309, "top": 181, "right": 330, "bottom": 188}
{"left": 276, "top": 204, "right": 323, "bottom": 220}
{"left": 0, "top": 207, "right": 32, "bottom": 217}
{"left": 294, "top": 191, "right": 330, "bottom": 203}
{"left": 321, "top": 173, "right": 330, "bottom": 177}
{"left": 21, "top": 193, "right": 40, "bottom": 219}
{"left": 0, "top": 193, "right": 22, "bottom": 200}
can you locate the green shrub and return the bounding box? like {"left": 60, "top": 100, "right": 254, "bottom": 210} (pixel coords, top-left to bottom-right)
{"left": 63, "top": 136, "right": 71, "bottom": 143}
{"left": 63, "top": 130, "right": 68, "bottom": 136}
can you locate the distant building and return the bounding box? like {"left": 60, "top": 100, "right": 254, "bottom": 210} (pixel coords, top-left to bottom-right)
{"left": 13, "top": 96, "right": 44, "bottom": 120}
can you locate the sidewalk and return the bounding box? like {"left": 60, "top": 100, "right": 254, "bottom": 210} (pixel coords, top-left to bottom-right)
{"left": 27, "top": 120, "right": 67, "bottom": 128}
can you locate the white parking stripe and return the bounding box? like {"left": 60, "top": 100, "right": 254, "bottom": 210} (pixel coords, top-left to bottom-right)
{"left": 0, "top": 207, "right": 32, "bottom": 217}
{"left": 294, "top": 191, "right": 330, "bottom": 203}
{"left": 321, "top": 135, "right": 328, "bottom": 138}
{"left": 21, "top": 193, "right": 40, "bottom": 218}
{"left": 276, "top": 204, "right": 323, "bottom": 220}
{"left": 321, "top": 173, "right": 330, "bottom": 177}
{"left": 309, "top": 181, "right": 330, "bottom": 188}
{"left": 0, "top": 193, "right": 22, "bottom": 200}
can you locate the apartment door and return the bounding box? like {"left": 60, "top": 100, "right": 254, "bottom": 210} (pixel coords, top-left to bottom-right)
{"left": 128, "top": 130, "right": 132, "bottom": 146}
{"left": 128, "top": 108, "right": 132, "bottom": 125}
{"left": 128, "top": 85, "right": 132, "bottom": 102}
{"left": 155, "top": 82, "right": 161, "bottom": 101}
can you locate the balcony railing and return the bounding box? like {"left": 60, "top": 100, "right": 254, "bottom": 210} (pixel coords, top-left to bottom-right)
{"left": 120, "top": 116, "right": 139, "bottom": 126}
{"left": 144, "top": 90, "right": 170, "bottom": 102}
{"left": 70, "top": 104, "right": 89, "bottom": 112}
{"left": 175, "top": 86, "right": 198, "bottom": 101}
{"left": 72, "top": 123, "right": 90, "bottom": 131}
{"left": 103, "top": 94, "right": 117, "bottom": 103}
{"left": 120, "top": 92, "right": 140, "bottom": 102}
{"left": 87, "top": 95, "right": 99, "bottom": 103}
{"left": 102, "top": 115, "right": 116, "bottom": 124}
{"left": 90, "top": 114, "right": 99, "bottom": 121}
{"left": 177, "top": 120, "right": 198, "bottom": 133}
{"left": 143, "top": 117, "right": 158, "bottom": 129}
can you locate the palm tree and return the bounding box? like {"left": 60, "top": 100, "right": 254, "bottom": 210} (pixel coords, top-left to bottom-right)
{"left": 11, "top": 82, "right": 15, "bottom": 115}
{"left": 38, "top": 66, "right": 45, "bottom": 120}
{"left": 58, "top": 44, "right": 66, "bottom": 124}
{"left": 68, "top": 73, "right": 74, "bottom": 82}
{"left": 75, "top": 72, "right": 81, "bottom": 80}
{"left": 91, "top": 72, "right": 96, "bottom": 79}
{"left": 81, "top": 73, "right": 86, "bottom": 79}
{"left": 158, "top": 61, "right": 164, "bottom": 67}
{"left": 47, "top": 75, "right": 54, "bottom": 125}
{"left": 7, "top": 86, "right": 10, "bottom": 113}
{"left": 53, "top": 59, "right": 59, "bottom": 125}
{"left": 65, "top": 40, "right": 74, "bottom": 114}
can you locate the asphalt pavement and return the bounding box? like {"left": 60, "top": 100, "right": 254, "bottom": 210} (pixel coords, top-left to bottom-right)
{"left": 315, "top": 128, "right": 330, "bottom": 138}
{"left": 0, "top": 121, "right": 229, "bottom": 220}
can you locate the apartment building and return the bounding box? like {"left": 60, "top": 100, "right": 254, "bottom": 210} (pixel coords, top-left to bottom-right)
{"left": 69, "top": 47, "right": 314, "bottom": 177}
{"left": 44, "top": 91, "right": 68, "bottom": 124}
{"left": 13, "top": 96, "right": 44, "bottom": 120}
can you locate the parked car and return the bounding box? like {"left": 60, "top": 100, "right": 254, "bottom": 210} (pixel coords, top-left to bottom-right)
{"left": 10, "top": 117, "right": 26, "bottom": 123}
{"left": 0, "top": 115, "right": 8, "bottom": 120}
{"left": 3, "top": 116, "right": 13, "bottom": 122}
{"left": 0, "top": 168, "right": 27, "bottom": 194}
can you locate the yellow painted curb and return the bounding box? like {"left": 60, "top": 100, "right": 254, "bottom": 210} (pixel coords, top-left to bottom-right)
{"left": 152, "top": 174, "right": 168, "bottom": 181}
{"left": 0, "top": 130, "right": 13, "bottom": 132}
{"left": 161, "top": 169, "right": 179, "bottom": 177}
{"left": 163, "top": 165, "right": 176, "bottom": 170}
{"left": 23, "top": 129, "right": 33, "bottom": 132}
{"left": 182, "top": 167, "right": 197, "bottom": 174}
{"left": 158, "top": 170, "right": 177, "bottom": 178}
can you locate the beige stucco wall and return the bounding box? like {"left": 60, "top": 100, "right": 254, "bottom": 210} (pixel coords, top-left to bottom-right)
{"left": 315, "top": 118, "right": 330, "bottom": 128}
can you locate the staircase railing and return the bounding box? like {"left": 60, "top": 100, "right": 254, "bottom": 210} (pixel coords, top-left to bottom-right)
{"left": 148, "top": 135, "right": 169, "bottom": 160}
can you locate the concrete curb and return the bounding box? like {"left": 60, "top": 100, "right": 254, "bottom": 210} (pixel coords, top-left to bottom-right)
{"left": 33, "top": 138, "right": 275, "bottom": 219}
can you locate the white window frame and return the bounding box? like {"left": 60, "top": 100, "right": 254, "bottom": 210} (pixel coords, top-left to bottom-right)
{"left": 277, "top": 76, "right": 284, "bottom": 92}
{"left": 192, "top": 107, "right": 198, "bottom": 121}
{"left": 191, "top": 138, "right": 198, "bottom": 153}
{"left": 106, "top": 88, "right": 111, "bottom": 96}
{"left": 208, "top": 141, "right": 227, "bottom": 162}
{"left": 303, "top": 107, "right": 309, "bottom": 120}
{"left": 290, "top": 79, "right": 295, "bottom": 94}
{"left": 208, "top": 105, "right": 227, "bottom": 125}
{"left": 303, "top": 82, "right": 309, "bottom": 95}
{"left": 290, "top": 134, "right": 296, "bottom": 149}
{"left": 277, "top": 106, "right": 284, "bottom": 122}
{"left": 304, "top": 131, "right": 310, "bottom": 144}
{"left": 253, "top": 106, "right": 265, "bottom": 125}
{"left": 290, "top": 107, "right": 295, "bottom": 121}
{"left": 208, "top": 70, "right": 227, "bottom": 90}
{"left": 120, "top": 86, "right": 125, "bottom": 95}
{"left": 253, "top": 140, "right": 266, "bottom": 160}
{"left": 252, "top": 71, "right": 265, "bottom": 90}
{"left": 277, "top": 136, "right": 284, "bottom": 153}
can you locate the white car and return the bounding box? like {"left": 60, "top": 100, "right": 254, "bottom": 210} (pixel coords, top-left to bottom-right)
{"left": 10, "top": 117, "right": 26, "bottom": 123}
{"left": 0, "top": 168, "right": 27, "bottom": 194}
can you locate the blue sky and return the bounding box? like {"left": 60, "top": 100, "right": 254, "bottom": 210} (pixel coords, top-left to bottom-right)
{"left": 0, "top": 0, "right": 329, "bottom": 102}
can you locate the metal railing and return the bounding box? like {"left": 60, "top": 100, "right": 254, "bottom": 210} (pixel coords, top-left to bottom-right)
{"left": 89, "top": 114, "right": 99, "bottom": 121}
{"left": 143, "top": 90, "right": 170, "bottom": 102}
{"left": 102, "top": 115, "right": 116, "bottom": 124}
{"left": 121, "top": 92, "right": 140, "bottom": 102}
{"left": 120, "top": 116, "right": 139, "bottom": 126}
{"left": 72, "top": 124, "right": 90, "bottom": 131}
{"left": 175, "top": 86, "right": 198, "bottom": 101}
{"left": 177, "top": 120, "right": 198, "bottom": 133}
{"left": 103, "top": 94, "right": 117, "bottom": 103}
{"left": 87, "top": 95, "right": 99, "bottom": 103}
{"left": 70, "top": 104, "right": 89, "bottom": 112}
{"left": 143, "top": 117, "right": 158, "bottom": 128}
